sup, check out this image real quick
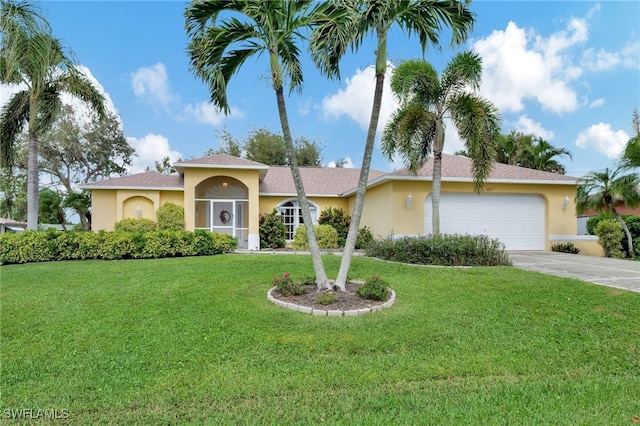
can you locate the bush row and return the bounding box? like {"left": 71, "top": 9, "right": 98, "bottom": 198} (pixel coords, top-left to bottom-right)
{"left": 365, "top": 234, "right": 512, "bottom": 267}
{"left": 0, "top": 229, "right": 237, "bottom": 265}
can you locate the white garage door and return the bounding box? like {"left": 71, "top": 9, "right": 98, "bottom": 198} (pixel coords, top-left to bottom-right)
{"left": 425, "top": 193, "right": 545, "bottom": 250}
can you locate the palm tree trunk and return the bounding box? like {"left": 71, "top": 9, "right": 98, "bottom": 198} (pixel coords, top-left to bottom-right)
{"left": 335, "top": 29, "right": 388, "bottom": 290}
{"left": 274, "top": 86, "right": 330, "bottom": 290}
{"left": 26, "top": 101, "right": 39, "bottom": 230}
{"left": 431, "top": 119, "right": 444, "bottom": 236}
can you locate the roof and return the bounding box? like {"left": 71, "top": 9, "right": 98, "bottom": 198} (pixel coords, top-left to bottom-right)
{"left": 81, "top": 171, "right": 184, "bottom": 190}
{"left": 259, "top": 166, "right": 386, "bottom": 196}
{"left": 83, "top": 154, "right": 578, "bottom": 195}
{"left": 0, "top": 217, "right": 27, "bottom": 227}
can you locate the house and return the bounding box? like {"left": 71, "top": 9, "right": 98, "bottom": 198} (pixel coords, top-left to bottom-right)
{"left": 0, "top": 218, "right": 27, "bottom": 233}
{"left": 81, "top": 153, "right": 601, "bottom": 255}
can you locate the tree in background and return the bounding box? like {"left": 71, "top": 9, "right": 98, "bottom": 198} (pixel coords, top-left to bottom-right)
{"left": 310, "top": 0, "right": 475, "bottom": 290}
{"left": 207, "top": 127, "right": 323, "bottom": 166}
{"left": 576, "top": 166, "right": 640, "bottom": 258}
{"left": 0, "top": 141, "right": 26, "bottom": 220}
{"left": 382, "top": 54, "right": 501, "bottom": 236}
{"left": 37, "top": 105, "right": 133, "bottom": 229}
{"left": 186, "top": 0, "right": 337, "bottom": 290}
{"left": 621, "top": 108, "right": 640, "bottom": 169}
{"left": 0, "top": 0, "right": 106, "bottom": 229}
{"left": 38, "top": 187, "right": 65, "bottom": 230}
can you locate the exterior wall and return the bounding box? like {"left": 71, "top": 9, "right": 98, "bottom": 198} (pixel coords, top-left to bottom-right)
{"left": 160, "top": 191, "right": 184, "bottom": 208}
{"left": 550, "top": 235, "right": 604, "bottom": 257}
{"left": 182, "top": 168, "right": 261, "bottom": 248}
{"left": 259, "top": 196, "right": 348, "bottom": 217}
{"left": 359, "top": 179, "right": 577, "bottom": 250}
{"left": 122, "top": 195, "right": 156, "bottom": 221}
{"left": 91, "top": 189, "right": 118, "bottom": 231}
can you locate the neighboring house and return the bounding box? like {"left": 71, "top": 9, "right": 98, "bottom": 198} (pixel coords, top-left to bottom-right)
{"left": 81, "top": 153, "right": 596, "bottom": 254}
{"left": 0, "top": 218, "right": 27, "bottom": 233}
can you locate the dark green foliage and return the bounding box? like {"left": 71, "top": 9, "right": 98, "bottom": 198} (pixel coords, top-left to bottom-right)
{"left": 273, "top": 272, "right": 306, "bottom": 296}
{"left": 366, "top": 234, "right": 512, "bottom": 266}
{"left": 156, "top": 202, "right": 185, "bottom": 231}
{"left": 595, "top": 220, "right": 624, "bottom": 259}
{"left": 114, "top": 218, "right": 157, "bottom": 233}
{"left": 259, "top": 209, "right": 286, "bottom": 249}
{"left": 587, "top": 214, "right": 640, "bottom": 257}
{"left": 0, "top": 229, "right": 237, "bottom": 265}
{"left": 551, "top": 242, "right": 581, "bottom": 254}
{"left": 316, "top": 292, "right": 336, "bottom": 305}
{"left": 356, "top": 275, "right": 389, "bottom": 301}
{"left": 318, "top": 206, "right": 350, "bottom": 247}
{"left": 292, "top": 224, "right": 338, "bottom": 250}
{"left": 355, "top": 226, "right": 374, "bottom": 249}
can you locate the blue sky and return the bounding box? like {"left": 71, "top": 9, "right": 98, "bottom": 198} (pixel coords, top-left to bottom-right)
{"left": 2, "top": 1, "right": 639, "bottom": 178}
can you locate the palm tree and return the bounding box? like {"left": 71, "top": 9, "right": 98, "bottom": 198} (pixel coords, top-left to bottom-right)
{"left": 521, "top": 137, "right": 572, "bottom": 174}
{"left": 381, "top": 53, "right": 501, "bottom": 236}
{"left": 576, "top": 166, "right": 640, "bottom": 258}
{"left": 621, "top": 108, "right": 640, "bottom": 169}
{"left": 310, "top": 0, "right": 475, "bottom": 290}
{"left": 185, "top": 0, "right": 335, "bottom": 290}
{"left": 0, "top": 0, "right": 106, "bottom": 229}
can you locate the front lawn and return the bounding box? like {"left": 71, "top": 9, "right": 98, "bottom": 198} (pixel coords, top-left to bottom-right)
{"left": 2, "top": 255, "right": 639, "bottom": 424}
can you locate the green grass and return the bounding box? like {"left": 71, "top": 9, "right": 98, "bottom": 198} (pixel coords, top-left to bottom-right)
{"left": 2, "top": 255, "right": 639, "bottom": 424}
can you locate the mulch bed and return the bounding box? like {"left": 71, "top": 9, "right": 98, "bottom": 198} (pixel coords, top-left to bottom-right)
{"left": 270, "top": 281, "right": 389, "bottom": 311}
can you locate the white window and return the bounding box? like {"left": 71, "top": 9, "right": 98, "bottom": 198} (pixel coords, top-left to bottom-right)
{"left": 277, "top": 199, "right": 318, "bottom": 241}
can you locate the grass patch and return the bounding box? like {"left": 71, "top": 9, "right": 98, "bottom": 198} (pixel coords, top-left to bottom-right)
{"left": 2, "top": 255, "right": 639, "bottom": 424}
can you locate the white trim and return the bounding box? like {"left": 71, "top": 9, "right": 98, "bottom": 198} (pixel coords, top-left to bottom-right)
{"left": 259, "top": 192, "right": 342, "bottom": 197}
{"left": 550, "top": 235, "right": 598, "bottom": 241}
{"left": 248, "top": 234, "right": 260, "bottom": 250}
{"left": 80, "top": 185, "right": 184, "bottom": 191}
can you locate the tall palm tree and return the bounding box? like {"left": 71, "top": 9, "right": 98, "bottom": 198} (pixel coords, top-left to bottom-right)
{"left": 521, "top": 137, "right": 572, "bottom": 174}
{"left": 621, "top": 107, "right": 640, "bottom": 169}
{"left": 576, "top": 166, "right": 640, "bottom": 258}
{"left": 381, "top": 54, "right": 501, "bottom": 236}
{"left": 185, "top": 0, "right": 335, "bottom": 290}
{"left": 0, "top": 0, "right": 106, "bottom": 229}
{"left": 310, "top": 0, "right": 475, "bottom": 290}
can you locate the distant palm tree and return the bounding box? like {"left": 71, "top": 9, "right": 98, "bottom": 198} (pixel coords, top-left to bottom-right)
{"left": 0, "top": 0, "right": 106, "bottom": 229}
{"left": 310, "top": 0, "right": 475, "bottom": 290}
{"left": 522, "top": 137, "right": 572, "bottom": 174}
{"left": 621, "top": 108, "right": 640, "bottom": 169}
{"left": 185, "top": 0, "right": 335, "bottom": 289}
{"left": 381, "top": 53, "right": 501, "bottom": 236}
{"left": 576, "top": 166, "right": 640, "bottom": 258}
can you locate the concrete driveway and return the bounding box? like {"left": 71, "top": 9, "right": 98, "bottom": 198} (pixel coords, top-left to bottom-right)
{"left": 509, "top": 251, "right": 640, "bottom": 293}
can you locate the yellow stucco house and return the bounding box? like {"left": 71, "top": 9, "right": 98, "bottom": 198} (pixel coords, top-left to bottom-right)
{"left": 82, "top": 153, "right": 600, "bottom": 255}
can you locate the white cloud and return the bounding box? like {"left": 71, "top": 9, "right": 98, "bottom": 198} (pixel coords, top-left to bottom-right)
{"left": 513, "top": 115, "right": 555, "bottom": 140}
{"left": 589, "top": 98, "right": 604, "bottom": 108}
{"left": 127, "top": 133, "right": 183, "bottom": 174}
{"left": 131, "top": 63, "right": 177, "bottom": 109}
{"left": 320, "top": 63, "right": 398, "bottom": 133}
{"left": 297, "top": 98, "right": 312, "bottom": 116}
{"left": 575, "top": 123, "right": 629, "bottom": 159}
{"left": 181, "top": 102, "right": 244, "bottom": 125}
{"left": 474, "top": 15, "right": 589, "bottom": 115}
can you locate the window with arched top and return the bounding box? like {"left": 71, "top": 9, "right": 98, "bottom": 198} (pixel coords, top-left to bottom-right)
{"left": 276, "top": 199, "right": 318, "bottom": 241}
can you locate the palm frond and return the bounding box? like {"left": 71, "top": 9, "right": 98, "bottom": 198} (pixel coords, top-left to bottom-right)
{"left": 0, "top": 88, "right": 29, "bottom": 167}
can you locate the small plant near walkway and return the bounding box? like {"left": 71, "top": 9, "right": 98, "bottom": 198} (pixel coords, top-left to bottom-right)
{"left": 551, "top": 242, "right": 581, "bottom": 254}
{"left": 315, "top": 291, "right": 337, "bottom": 305}
{"left": 356, "top": 275, "right": 389, "bottom": 301}
{"left": 273, "top": 272, "right": 306, "bottom": 296}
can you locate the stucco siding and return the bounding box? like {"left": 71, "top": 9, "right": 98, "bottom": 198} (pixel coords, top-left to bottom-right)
{"left": 91, "top": 190, "right": 117, "bottom": 231}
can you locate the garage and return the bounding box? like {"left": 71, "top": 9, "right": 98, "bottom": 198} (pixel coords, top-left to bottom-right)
{"left": 424, "top": 193, "right": 545, "bottom": 250}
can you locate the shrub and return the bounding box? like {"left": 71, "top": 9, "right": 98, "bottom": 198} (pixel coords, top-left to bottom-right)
{"left": 316, "top": 292, "right": 337, "bottom": 305}
{"left": 595, "top": 220, "right": 625, "bottom": 258}
{"left": 355, "top": 226, "right": 374, "bottom": 249}
{"left": 318, "top": 207, "right": 350, "bottom": 247}
{"left": 156, "top": 202, "right": 185, "bottom": 231}
{"left": 292, "top": 225, "right": 339, "bottom": 250}
{"left": 0, "top": 229, "right": 237, "bottom": 265}
{"left": 273, "top": 272, "right": 306, "bottom": 297}
{"left": 356, "top": 275, "right": 389, "bottom": 301}
{"left": 365, "top": 234, "right": 512, "bottom": 267}
{"left": 551, "top": 242, "right": 581, "bottom": 254}
{"left": 114, "top": 218, "right": 157, "bottom": 233}
{"left": 259, "top": 209, "right": 286, "bottom": 249}
{"left": 587, "top": 214, "right": 640, "bottom": 256}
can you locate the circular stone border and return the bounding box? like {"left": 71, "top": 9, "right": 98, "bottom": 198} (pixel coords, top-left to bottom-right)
{"left": 267, "top": 287, "right": 396, "bottom": 317}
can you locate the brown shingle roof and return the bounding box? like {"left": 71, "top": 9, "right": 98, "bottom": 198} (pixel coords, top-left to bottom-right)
{"left": 81, "top": 171, "right": 184, "bottom": 190}
{"left": 260, "top": 166, "right": 386, "bottom": 196}
{"left": 0, "top": 217, "right": 27, "bottom": 226}
{"left": 175, "top": 154, "right": 267, "bottom": 168}
{"left": 388, "top": 153, "right": 577, "bottom": 182}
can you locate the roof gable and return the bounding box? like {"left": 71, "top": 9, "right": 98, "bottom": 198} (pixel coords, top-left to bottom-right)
{"left": 81, "top": 171, "right": 184, "bottom": 190}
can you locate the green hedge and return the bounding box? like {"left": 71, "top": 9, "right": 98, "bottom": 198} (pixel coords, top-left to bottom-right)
{"left": 366, "top": 234, "right": 512, "bottom": 267}
{"left": 0, "top": 229, "right": 237, "bottom": 265}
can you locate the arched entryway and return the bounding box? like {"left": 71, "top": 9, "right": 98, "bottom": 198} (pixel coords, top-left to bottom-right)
{"left": 195, "top": 176, "right": 249, "bottom": 248}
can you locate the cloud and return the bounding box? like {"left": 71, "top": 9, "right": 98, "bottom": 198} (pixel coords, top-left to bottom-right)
{"left": 589, "top": 98, "right": 604, "bottom": 108}
{"left": 513, "top": 116, "right": 555, "bottom": 140}
{"left": 181, "top": 102, "right": 244, "bottom": 125}
{"left": 581, "top": 40, "right": 640, "bottom": 71}
{"left": 320, "top": 63, "right": 398, "bottom": 133}
{"left": 131, "top": 63, "right": 177, "bottom": 110}
{"left": 297, "top": 98, "right": 312, "bottom": 116}
{"left": 326, "top": 157, "right": 355, "bottom": 168}
{"left": 575, "top": 123, "right": 629, "bottom": 159}
{"left": 127, "top": 133, "right": 183, "bottom": 174}
{"left": 473, "top": 15, "right": 589, "bottom": 114}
